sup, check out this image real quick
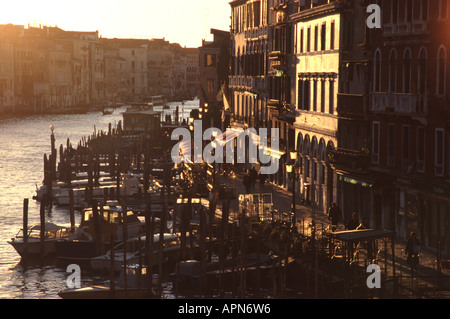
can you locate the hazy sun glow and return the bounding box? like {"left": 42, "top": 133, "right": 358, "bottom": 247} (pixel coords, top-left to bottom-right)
{"left": 1, "top": 0, "right": 231, "bottom": 47}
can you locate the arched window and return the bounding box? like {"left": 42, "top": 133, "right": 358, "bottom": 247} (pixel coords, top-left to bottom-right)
{"left": 311, "top": 137, "right": 318, "bottom": 182}
{"left": 318, "top": 139, "right": 326, "bottom": 185}
{"left": 297, "top": 133, "right": 303, "bottom": 173}
{"left": 297, "top": 133, "right": 303, "bottom": 154}
{"left": 319, "top": 139, "right": 326, "bottom": 162}
{"left": 374, "top": 49, "right": 382, "bottom": 92}
{"left": 418, "top": 48, "right": 427, "bottom": 94}
{"left": 403, "top": 49, "right": 412, "bottom": 93}
{"left": 437, "top": 46, "right": 447, "bottom": 95}
{"left": 389, "top": 49, "right": 397, "bottom": 93}
{"left": 303, "top": 136, "right": 310, "bottom": 178}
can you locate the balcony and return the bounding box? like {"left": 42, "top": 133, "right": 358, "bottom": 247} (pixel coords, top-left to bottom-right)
{"left": 267, "top": 99, "right": 294, "bottom": 120}
{"left": 244, "top": 26, "right": 268, "bottom": 40}
{"left": 268, "top": 51, "right": 287, "bottom": 71}
{"left": 383, "top": 21, "right": 429, "bottom": 37}
{"left": 229, "top": 75, "right": 266, "bottom": 92}
{"left": 371, "top": 93, "right": 428, "bottom": 116}
{"left": 337, "top": 93, "right": 367, "bottom": 118}
{"left": 328, "top": 148, "right": 370, "bottom": 169}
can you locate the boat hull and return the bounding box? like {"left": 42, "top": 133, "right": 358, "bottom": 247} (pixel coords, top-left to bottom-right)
{"left": 55, "top": 240, "right": 100, "bottom": 263}
{"left": 8, "top": 238, "right": 56, "bottom": 258}
{"left": 58, "top": 286, "right": 156, "bottom": 299}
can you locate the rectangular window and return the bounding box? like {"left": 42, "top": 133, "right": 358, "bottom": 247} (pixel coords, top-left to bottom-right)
{"left": 330, "top": 22, "right": 335, "bottom": 50}
{"left": 421, "top": 0, "right": 429, "bottom": 21}
{"left": 314, "top": 25, "right": 318, "bottom": 51}
{"left": 205, "top": 54, "right": 216, "bottom": 67}
{"left": 297, "top": 79, "right": 303, "bottom": 109}
{"left": 320, "top": 80, "right": 325, "bottom": 112}
{"left": 440, "top": 0, "right": 448, "bottom": 20}
{"left": 388, "top": 124, "right": 395, "bottom": 167}
{"left": 328, "top": 80, "right": 334, "bottom": 114}
{"left": 207, "top": 79, "right": 215, "bottom": 93}
{"left": 372, "top": 122, "right": 380, "bottom": 164}
{"left": 402, "top": 126, "right": 410, "bottom": 168}
{"left": 313, "top": 80, "right": 317, "bottom": 111}
{"left": 300, "top": 29, "right": 304, "bottom": 53}
{"left": 435, "top": 129, "right": 444, "bottom": 176}
{"left": 321, "top": 23, "right": 326, "bottom": 51}
{"left": 304, "top": 80, "right": 310, "bottom": 111}
{"left": 417, "top": 127, "right": 425, "bottom": 172}
{"left": 392, "top": 1, "right": 398, "bottom": 24}
{"left": 307, "top": 27, "right": 311, "bottom": 52}
{"left": 405, "top": 0, "right": 413, "bottom": 22}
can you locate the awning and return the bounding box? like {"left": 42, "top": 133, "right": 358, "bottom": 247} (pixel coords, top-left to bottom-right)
{"left": 174, "top": 128, "right": 285, "bottom": 162}
{"left": 337, "top": 171, "right": 374, "bottom": 188}
{"left": 331, "top": 229, "right": 395, "bottom": 242}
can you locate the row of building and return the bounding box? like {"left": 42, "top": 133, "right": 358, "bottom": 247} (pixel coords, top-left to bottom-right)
{"left": 0, "top": 24, "right": 200, "bottom": 113}
{"left": 220, "top": 0, "right": 450, "bottom": 255}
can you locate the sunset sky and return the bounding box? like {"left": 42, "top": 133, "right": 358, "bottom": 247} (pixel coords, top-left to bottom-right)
{"left": 0, "top": 0, "right": 231, "bottom": 48}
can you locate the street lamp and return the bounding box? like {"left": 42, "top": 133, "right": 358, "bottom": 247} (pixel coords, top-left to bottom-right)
{"left": 286, "top": 149, "right": 300, "bottom": 228}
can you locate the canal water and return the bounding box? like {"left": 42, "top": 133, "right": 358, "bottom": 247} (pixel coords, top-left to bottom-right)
{"left": 0, "top": 100, "right": 198, "bottom": 299}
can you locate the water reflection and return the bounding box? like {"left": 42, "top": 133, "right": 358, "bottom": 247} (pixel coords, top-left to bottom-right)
{"left": 0, "top": 100, "right": 198, "bottom": 298}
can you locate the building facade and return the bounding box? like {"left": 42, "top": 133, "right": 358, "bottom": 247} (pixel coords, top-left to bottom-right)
{"left": 368, "top": 0, "right": 450, "bottom": 254}
{"left": 227, "top": 0, "right": 450, "bottom": 258}
{"left": 199, "top": 28, "right": 230, "bottom": 129}
{"left": 0, "top": 25, "right": 199, "bottom": 114}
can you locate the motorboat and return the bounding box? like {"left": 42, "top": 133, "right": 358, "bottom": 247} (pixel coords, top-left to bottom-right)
{"left": 90, "top": 232, "right": 177, "bottom": 273}
{"left": 8, "top": 222, "right": 75, "bottom": 259}
{"left": 34, "top": 182, "right": 67, "bottom": 201}
{"left": 54, "top": 185, "right": 114, "bottom": 206}
{"left": 58, "top": 264, "right": 158, "bottom": 299}
{"left": 55, "top": 202, "right": 146, "bottom": 263}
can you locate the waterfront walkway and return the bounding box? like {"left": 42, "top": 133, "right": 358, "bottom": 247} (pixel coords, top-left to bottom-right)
{"left": 215, "top": 169, "right": 450, "bottom": 298}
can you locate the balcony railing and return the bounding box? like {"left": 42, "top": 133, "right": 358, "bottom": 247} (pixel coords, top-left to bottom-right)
{"left": 268, "top": 51, "right": 287, "bottom": 71}
{"left": 328, "top": 148, "right": 370, "bottom": 169}
{"left": 371, "top": 93, "right": 428, "bottom": 116}
{"left": 383, "top": 21, "right": 429, "bottom": 37}
{"left": 229, "top": 75, "right": 266, "bottom": 91}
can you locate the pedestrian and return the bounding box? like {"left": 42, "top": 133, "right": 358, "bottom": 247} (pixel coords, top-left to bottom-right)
{"left": 346, "top": 212, "right": 360, "bottom": 230}
{"left": 405, "top": 232, "right": 420, "bottom": 269}
{"left": 243, "top": 171, "right": 252, "bottom": 194}
{"left": 249, "top": 167, "right": 258, "bottom": 192}
{"left": 258, "top": 172, "right": 267, "bottom": 188}
{"left": 328, "top": 202, "right": 341, "bottom": 231}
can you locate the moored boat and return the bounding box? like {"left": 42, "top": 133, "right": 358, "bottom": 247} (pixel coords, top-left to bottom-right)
{"left": 55, "top": 202, "right": 145, "bottom": 263}
{"left": 58, "top": 264, "right": 158, "bottom": 299}
{"left": 8, "top": 223, "right": 74, "bottom": 259}
{"left": 90, "top": 232, "right": 177, "bottom": 273}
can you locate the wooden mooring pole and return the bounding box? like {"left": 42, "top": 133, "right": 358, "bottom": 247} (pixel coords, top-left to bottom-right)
{"left": 39, "top": 197, "right": 46, "bottom": 258}
{"left": 69, "top": 189, "right": 75, "bottom": 232}
{"left": 110, "top": 233, "right": 115, "bottom": 299}
{"left": 23, "top": 198, "right": 29, "bottom": 256}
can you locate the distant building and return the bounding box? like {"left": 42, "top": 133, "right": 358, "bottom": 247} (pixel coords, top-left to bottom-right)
{"left": 0, "top": 40, "right": 15, "bottom": 113}
{"left": 185, "top": 48, "right": 200, "bottom": 99}
{"left": 198, "top": 28, "right": 230, "bottom": 129}
{"left": 147, "top": 38, "right": 174, "bottom": 100}
{"left": 0, "top": 24, "right": 199, "bottom": 114}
